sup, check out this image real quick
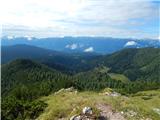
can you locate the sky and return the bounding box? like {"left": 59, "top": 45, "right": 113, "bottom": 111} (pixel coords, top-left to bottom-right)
{"left": 0, "top": 0, "right": 159, "bottom": 39}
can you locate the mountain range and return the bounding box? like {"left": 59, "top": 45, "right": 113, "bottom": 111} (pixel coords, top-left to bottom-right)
{"left": 2, "top": 44, "right": 160, "bottom": 81}
{"left": 2, "top": 36, "right": 160, "bottom": 54}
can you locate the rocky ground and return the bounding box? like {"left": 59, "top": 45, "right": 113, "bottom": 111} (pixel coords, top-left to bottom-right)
{"left": 38, "top": 88, "right": 160, "bottom": 120}
{"left": 96, "top": 103, "right": 126, "bottom": 120}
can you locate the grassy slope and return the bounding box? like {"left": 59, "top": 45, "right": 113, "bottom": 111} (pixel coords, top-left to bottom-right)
{"left": 108, "top": 73, "right": 129, "bottom": 82}
{"left": 98, "top": 66, "right": 129, "bottom": 82}
{"left": 38, "top": 89, "right": 160, "bottom": 120}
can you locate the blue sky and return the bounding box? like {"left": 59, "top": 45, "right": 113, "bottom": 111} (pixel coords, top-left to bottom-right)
{"left": 0, "top": 0, "right": 159, "bottom": 39}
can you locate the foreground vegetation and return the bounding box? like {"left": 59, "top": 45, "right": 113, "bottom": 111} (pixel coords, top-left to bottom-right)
{"left": 38, "top": 89, "right": 160, "bottom": 120}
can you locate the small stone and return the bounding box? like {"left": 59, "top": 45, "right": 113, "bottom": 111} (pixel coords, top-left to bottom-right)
{"left": 121, "top": 111, "right": 124, "bottom": 114}
{"left": 74, "top": 90, "right": 78, "bottom": 94}
{"left": 70, "top": 115, "right": 76, "bottom": 120}
{"left": 70, "top": 115, "right": 81, "bottom": 120}
{"left": 82, "top": 107, "right": 93, "bottom": 115}
{"left": 110, "top": 92, "right": 121, "bottom": 97}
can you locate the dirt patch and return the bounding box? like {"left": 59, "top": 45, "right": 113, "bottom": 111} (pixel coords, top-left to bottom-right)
{"left": 96, "top": 103, "right": 126, "bottom": 120}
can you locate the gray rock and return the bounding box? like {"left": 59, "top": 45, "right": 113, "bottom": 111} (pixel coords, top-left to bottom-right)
{"left": 110, "top": 92, "right": 121, "bottom": 97}
{"left": 70, "top": 115, "right": 81, "bottom": 120}
{"left": 82, "top": 107, "right": 93, "bottom": 115}
{"left": 66, "top": 87, "right": 75, "bottom": 92}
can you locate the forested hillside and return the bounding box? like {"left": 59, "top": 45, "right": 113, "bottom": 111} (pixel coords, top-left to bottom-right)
{"left": 1, "top": 46, "right": 160, "bottom": 120}
{"left": 98, "top": 47, "right": 160, "bottom": 81}
{"left": 1, "top": 59, "right": 73, "bottom": 120}
{"left": 2, "top": 59, "right": 73, "bottom": 98}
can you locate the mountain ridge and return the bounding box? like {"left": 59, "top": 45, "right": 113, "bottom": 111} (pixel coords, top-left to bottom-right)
{"left": 2, "top": 37, "right": 160, "bottom": 54}
{"left": 2, "top": 44, "right": 160, "bottom": 81}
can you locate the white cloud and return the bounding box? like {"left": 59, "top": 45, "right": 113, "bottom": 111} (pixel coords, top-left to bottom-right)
{"left": 84, "top": 47, "right": 94, "bottom": 52}
{"left": 27, "top": 37, "right": 32, "bottom": 41}
{"left": 0, "top": 0, "right": 158, "bottom": 38}
{"left": 24, "top": 35, "right": 32, "bottom": 41}
{"left": 65, "top": 43, "right": 78, "bottom": 50}
{"left": 124, "top": 41, "right": 137, "bottom": 47}
{"left": 7, "top": 36, "right": 14, "bottom": 40}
